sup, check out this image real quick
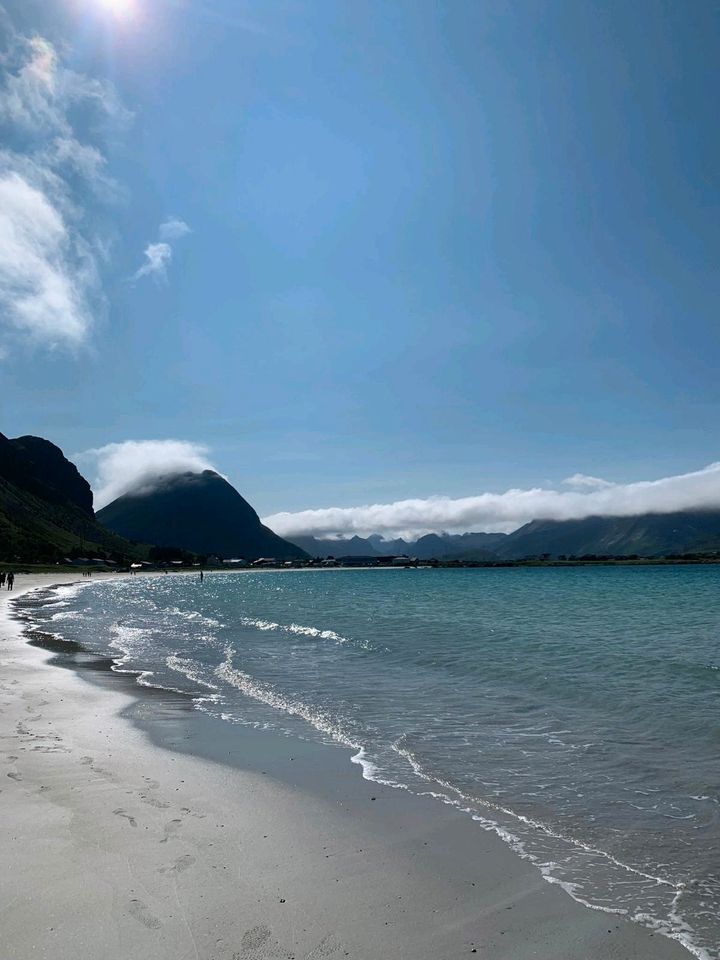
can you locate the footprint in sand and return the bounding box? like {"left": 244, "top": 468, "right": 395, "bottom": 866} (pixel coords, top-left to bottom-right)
{"left": 236, "top": 924, "right": 277, "bottom": 959}
{"left": 7, "top": 771, "right": 22, "bottom": 781}
{"left": 113, "top": 808, "right": 138, "bottom": 828}
{"left": 140, "top": 794, "right": 171, "bottom": 809}
{"left": 81, "top": 756, "right": 112, "bottom": 778}
{"left": 305, "top": 936, "right": 343, "bottom": 959}
{"left": 235, "top": 927, "right": 342, "bottom": 960}
{"left": 128, "top": 899, "right": 161, "bottom": 929}
{"left": 159, "top": 818, "right": 182, "bottom": 843}
{"left": 159, "top": 853, "right": 196, "bottom": 876}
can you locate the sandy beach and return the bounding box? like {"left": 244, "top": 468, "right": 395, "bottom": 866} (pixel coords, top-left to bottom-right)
{"left": 0, "top": 573, "right": 693, "bottom": 960}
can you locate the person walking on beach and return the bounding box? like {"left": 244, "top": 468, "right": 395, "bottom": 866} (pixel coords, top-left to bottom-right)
{"left": 0, "top": 572, "right": 5, "bottom": 588}
{"left": 200, "top": 570, "right": 204, "bottom": 582}
{"left": 7, "top": 572, "right": 14, "bottom": 591}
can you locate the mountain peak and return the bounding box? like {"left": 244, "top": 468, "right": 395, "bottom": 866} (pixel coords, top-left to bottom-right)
{"left": 98, "top": 469, "right": 306, "bottom": 560}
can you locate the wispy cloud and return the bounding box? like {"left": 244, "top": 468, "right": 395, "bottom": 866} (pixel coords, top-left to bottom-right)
{"left": 79, "top": 439, "right": 217, "bottom": 509}
{"left": 262, "top": 462, "right": 720, "bottom": 540}
{"left": 131, "top": 241, "right": 173, "bottom": 282}
{"left": 562, "top": 473, "right": 615, "bottom": 489}
{"left": 131, "top": 218, "right": 191, "bottom": 282}
{"left": 0, "top": 27, "right": 129, "bottom": 352}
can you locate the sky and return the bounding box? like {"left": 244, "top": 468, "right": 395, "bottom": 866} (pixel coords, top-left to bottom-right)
{"left": 1, "top": 0, "right": 719, "bottom": 538}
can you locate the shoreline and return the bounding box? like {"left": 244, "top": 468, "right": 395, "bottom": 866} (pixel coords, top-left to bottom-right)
{"left": 1, "top": 574, "right": 696, "bottom": 959}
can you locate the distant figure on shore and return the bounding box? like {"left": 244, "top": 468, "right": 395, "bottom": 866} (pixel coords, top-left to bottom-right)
{"left": 0, "top": 572, "right": 5, "bottom": 588}
{"left": 200, "top": 570, "right": 204, "bottom": 582}
{"left": 7, "top": 572, "right": 14, "bottom": 591}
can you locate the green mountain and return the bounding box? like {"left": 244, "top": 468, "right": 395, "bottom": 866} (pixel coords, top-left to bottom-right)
{"left": 0, "top": 433, "right": 143, "bottom": 563}
{"left": 98, "top": 470, "right": 308, "bottom": 561}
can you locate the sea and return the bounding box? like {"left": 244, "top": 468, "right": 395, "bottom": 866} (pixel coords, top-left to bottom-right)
{"left": 21, "top": 565, "right": 720, "bottom": 959}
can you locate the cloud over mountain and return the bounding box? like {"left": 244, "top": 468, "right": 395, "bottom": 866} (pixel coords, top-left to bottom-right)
{"left": 79, "top": 439, "right": 217, "bottom": 510}
{"left": 262, "top": 462, "right": 720, "bottom": 540}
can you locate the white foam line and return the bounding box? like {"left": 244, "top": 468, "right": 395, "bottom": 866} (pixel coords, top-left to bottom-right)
{"left": 216, "top": 646, "right": 358, "bottom": 750}
{"left": 237, "top": 616, "right": 356, "bottom": 646}
{"left": 385, "top": 742, "right": 713, "bottom": 960}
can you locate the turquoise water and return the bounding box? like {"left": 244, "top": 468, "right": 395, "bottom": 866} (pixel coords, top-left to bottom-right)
{"left": 29, "top": 566, "right": 720, "bottom": 958}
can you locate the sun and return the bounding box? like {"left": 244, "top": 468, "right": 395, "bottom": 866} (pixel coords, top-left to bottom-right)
{"left": 95, "top": 0, "right": 135, "bottom": 17}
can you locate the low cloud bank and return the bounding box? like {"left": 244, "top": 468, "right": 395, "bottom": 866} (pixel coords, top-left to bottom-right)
{"left": 262, "top": 462, "right": 720, "bottom": 540}
{"left": 80, "top": 440, "right": 216, "bottom": 509}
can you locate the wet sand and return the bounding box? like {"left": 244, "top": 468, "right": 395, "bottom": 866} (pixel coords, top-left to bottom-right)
{"left": 0, "top": 573, "right": 692, "bottom": 959}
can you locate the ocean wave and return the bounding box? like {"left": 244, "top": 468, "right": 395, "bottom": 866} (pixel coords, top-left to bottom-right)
{"left": 236, "top": 616, "right": 360, "bottom": 647}
{"left": 384, "top": 740, "right": 712, "bottom": 960}
{"left": 216, "top": 645, "right": 358, "bottom": 749}
{"left": 166, "top": 655, "right": 221, "bottom": 702}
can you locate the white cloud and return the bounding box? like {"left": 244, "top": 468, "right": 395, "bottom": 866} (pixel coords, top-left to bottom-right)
{"left": 562, "top": 473, "right": 615, "bottom": 489}
{"left": 131, "top": 241, "right": 173, "bottom": 282}
{"left": 131, "top": 217, "right": 191, "bottom": 283}
{"left": 0, "top": 28, "right": 128, "bottom": 352}
{"left": 159, "top": 217, "right": 191, "bottom": 241}
{"left": 262, "top": 462, "right": 720, "bottom": 540}
{"left": 80, "top": 440, "right": 218, "bottom": 510}
{"left": 0, "top": 35, "right": 129, "bottom": 135}
{"left": 0, "top": 171, "right": 91, "bottom": 344}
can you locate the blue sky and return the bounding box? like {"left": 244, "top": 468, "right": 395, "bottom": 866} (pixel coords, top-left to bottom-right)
{"left": 1, "top": 0, "right": 719, "bottom": 533}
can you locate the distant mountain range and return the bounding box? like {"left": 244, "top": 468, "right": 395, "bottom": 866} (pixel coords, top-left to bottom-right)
{"left": 0, "top": 433, "right": 141, "bottom": 563}
{"left": 292, "top": 513, "right": 720, "bottom": 561}
{"left": 292, "top": 531, "right": 507, "bottom": 560}
{"left": 98, "top": 470, "right": 307, "bottom": 561}
{"left": 4, "top": 428, "right": 720, "bottom": 565}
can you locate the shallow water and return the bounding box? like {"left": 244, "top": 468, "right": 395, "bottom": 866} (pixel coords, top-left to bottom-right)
{"left": 24, "top": 566, "right": 720, "bottom": 958}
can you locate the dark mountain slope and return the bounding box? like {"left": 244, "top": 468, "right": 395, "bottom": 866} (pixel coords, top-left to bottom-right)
{"left": 411, "top": 532, "right": 507, "bottom": 560}
{"left": 98, "top": 470, "right": 307, "bottom": 560}
{"left": 0, "top": 433, "right": 141, "bottom": 562}
{"left": 0, "top": 433, "right": 93, "bottom": 515}
{"left": 496, "top": 511, "right": 720, "bottom": 559}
